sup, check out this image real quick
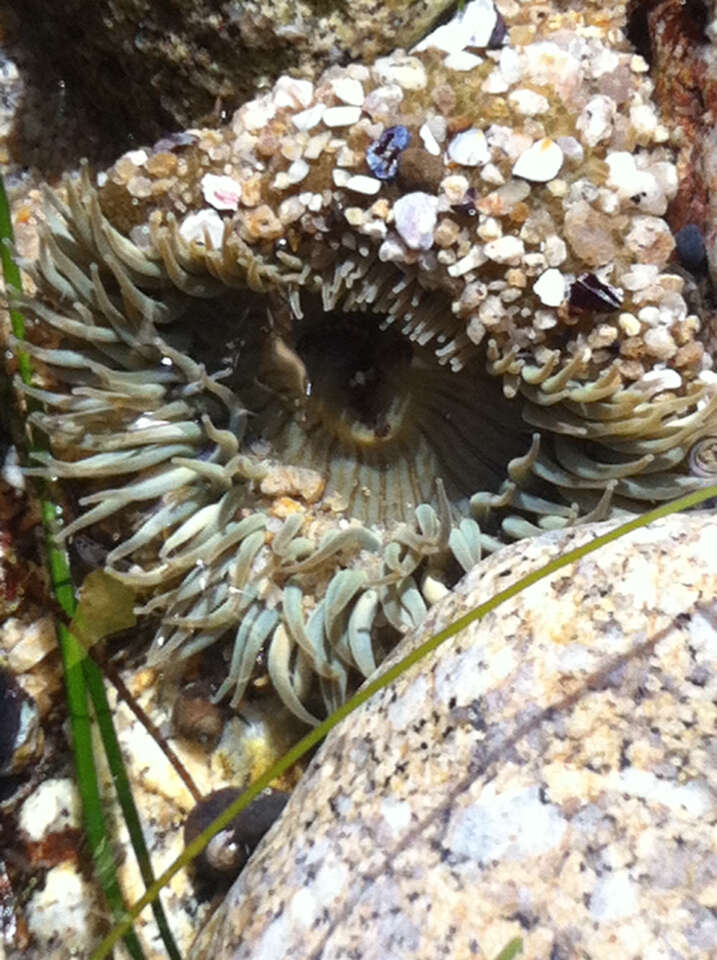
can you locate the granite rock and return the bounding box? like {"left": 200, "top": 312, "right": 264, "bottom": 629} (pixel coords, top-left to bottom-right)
{"left": 193, "top": 512, "right": 717, "bottom": 960}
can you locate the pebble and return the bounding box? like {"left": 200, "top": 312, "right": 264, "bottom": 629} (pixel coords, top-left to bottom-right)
{"left": 392, "top": 192, "right": 439, "bottom": 250}
{"left": 1, "top": 616, "right": 56, "bottom": 673}
{"left": 292, "top": 103, "right": 325, "bottom": 132}
{"left": 274, "top": 76, "right": 314, "bottom": 110}
{"left": 419, "top": 122, "right": 441, "bottom": 156}
{"left": 621, "top": 263, "right": 660, "bottom": 291}
{"left": 542, "top": 234, "right": 567, "bottom": 266}
{"left": 675, "top": 223, "right": 708, "bottom": 274}
{"left": 330, "top": 77, "right": 365, "bottom": 106}
{"left": 447, "top": 128, "right": 490, "bottom": 167}
{"left": 27, "top": 862, "right": 101, "bottom": 951}
{"left": 624, "top": 215, "right": 675, "bottom": 266}
{"left": 373, "top": 55, "right": 427, "bottom": 91}
{"left": 618, "top": 312, "right": 642, "bottom": 336}
{"left": 278, "top": 197, "right": 306, "bottom": 224}
{"left": 285, "top": 158, "right": 309, "bottom": 185}
{"left": 576, "top": 94, "right": 615, "bottom": 147}
{"left": 605, "top": 152, "right": 667, "bottom": 215}
{"left": 323, "top": 105, "right": 362, "bottom": 128}
{"left": 629, "top": 101, "right": 658, "bottom": 142}
{"left": 440, "top": 174, "right": 470, "bottom": 205}
{"left": 508, "top": 88, "right": 550, "bottom": 116}
{"left": 483, "top": 235, "right": 525, "bottom": 265}
{"left": 643, "top": 326, "right": 678, "bottom": 360}
{"left": 447, "top": 246, "right": 487, "bottom": 277}
{"left": 345, "top": 174, "right": 382, "bottom": 196}
{"left": 304, "top": 130, "right": 331, "bottom": 159}
{"left": 512, "top": 137, "right": 564, "bottom": 182}
{"left": 201, "top": 173, "right": 242, "bottom": 211}
{"left": 125, "top": 148, "right": 148, "bottom": 166}
{"left": 533, "top": 268, "right": 566, "bottom": 306}
{"left": 563, "top": 201, "right": 617, "bottom": 266}
{"left": 444, "top": 51, "right": 483, "bottom": 71}
{"left": 556, "top": 135, "right": 584, "bottom": 165}
{"left": 19, "top": 777, "right": 81, "bottom": 841}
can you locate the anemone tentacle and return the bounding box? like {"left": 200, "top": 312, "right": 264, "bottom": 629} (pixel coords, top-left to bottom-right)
{"left": 15, "top": 0, "right": 717, "bottom": 720}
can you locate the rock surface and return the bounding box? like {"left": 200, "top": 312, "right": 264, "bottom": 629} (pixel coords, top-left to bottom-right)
{"left": 193, "top": 512, "right": 717, "bottom": 960}
{"left": 0, "top": 0, "right": 453, "bottom": 176}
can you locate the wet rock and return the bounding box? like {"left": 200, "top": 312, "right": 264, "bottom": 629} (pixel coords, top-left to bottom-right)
{"left": 193, "top": 513, "right": 717, "bottom": 959}
{"left": 0, "top": 0, "right": 453, "bottom": 176}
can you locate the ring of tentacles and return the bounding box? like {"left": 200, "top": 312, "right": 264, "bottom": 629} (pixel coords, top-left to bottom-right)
{"left": 12, "top": 166, "right": 717, "bottom": 724}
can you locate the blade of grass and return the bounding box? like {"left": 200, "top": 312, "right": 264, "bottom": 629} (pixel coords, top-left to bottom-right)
{"left": 58, "top": 621, "right": 145, "bottom": 960}
{"left": 91, "top": 481, "right": 717, "bottom": 959}
{"left": 84, "top": 652, "right": 183, "bottom": 960}
{"left": 493, "top": 938, "right": 523, "bottom": 960}
{"left": 1, "top": 173, "right": 179, "bottom": 959}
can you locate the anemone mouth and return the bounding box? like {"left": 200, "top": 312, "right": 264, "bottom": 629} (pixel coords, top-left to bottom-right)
{"left": 176, "top": 288, "right": 531, "bottom": 528}
{"left": 13, "top": 166, "right": 717, "bottom": 722}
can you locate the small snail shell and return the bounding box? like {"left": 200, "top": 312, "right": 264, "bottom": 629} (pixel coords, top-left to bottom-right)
{"left": 184, "top": 786, "right": 289, "bottom": 884}
{"left": 688, "top": 436, "right": 717, "bottom": 477}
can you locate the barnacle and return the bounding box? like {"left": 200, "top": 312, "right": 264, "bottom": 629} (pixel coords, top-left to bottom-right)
{"left": 13, "top": 0, "right": 717, "bottom": 723}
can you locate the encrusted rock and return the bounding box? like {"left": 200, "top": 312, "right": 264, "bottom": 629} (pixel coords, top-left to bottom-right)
{"left": 194, "top": 513, "right": 717, "bottom": 960}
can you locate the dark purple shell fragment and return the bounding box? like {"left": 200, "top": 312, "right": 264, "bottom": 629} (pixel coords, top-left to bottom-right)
{"left": 366, "top": 125, "right": 411, "bottom": 181}
{"left": 450, "top": 186, "right": 478, "bottom": 217}
{"left": 568, "top": 273, "right": 623, "bottom": 312}
{"left": 487, "top": 10, "right": 508, "bottom": 48}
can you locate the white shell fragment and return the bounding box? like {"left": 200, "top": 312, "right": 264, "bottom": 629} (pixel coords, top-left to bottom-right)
{"left": 447, "top": 128, "right": 490, "bottom": 167}
{"left": 331, "top": 77, "right": 365, "bottom": 106}
{"left": 323, "top": 106, "right": 363, "bottom": 127}
{"left": 393, "top": 192, "right": 439, "bottom": 250}
{"left": 512, "top": 138, "right": 564, "bottom": 182}
{"left": 414, "top": 0, "right": 500, "bottom": 54}
{"left": 345, "top": 175, "right": 382, "bottom": 196}
{"left": 445, "top": 51, "right": 483, "bottom": 72}
{"left": 292, "top": 103, "right": 326, "bottom": 131}
{"left": 508, "top": 88, "right": 550, "bottom": 116}
{"left": 419, "top": 122, "right": 441, "bottom": 156}
{"left": 201, "top": 173, "right": 242, "bottom": 211}
{"left": 533, "top": 268, "right": 566, "bottom": 307}
{"left": 286, "top": 159, "right": 310, "bottom": 185}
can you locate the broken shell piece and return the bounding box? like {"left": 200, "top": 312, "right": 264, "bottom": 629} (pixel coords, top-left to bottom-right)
{"left": 512, "top": 138, "right": 563, "bottom": 183}
{"left": 447, "top": 128, "right": 490, "bottom": 167}
{"left": 201, "top": 173, "right": 242, "bottom": 211}
{"left": 569, "top": 273, "right": 623, "bottom": 312}
{"left": 323, "top": 106, "right": 362, "bottom": 127}
{"left": 533, "top": 268, "right": 566, "bottom": 307}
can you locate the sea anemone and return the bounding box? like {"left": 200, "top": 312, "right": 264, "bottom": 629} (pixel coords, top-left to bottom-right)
{"left": 12, "top": 0, "right": 717, "bottom": 722}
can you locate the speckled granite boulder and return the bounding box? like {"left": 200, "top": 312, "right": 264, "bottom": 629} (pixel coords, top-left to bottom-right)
{"left": 192, "top": 512, "right": 717, "bottom": 960}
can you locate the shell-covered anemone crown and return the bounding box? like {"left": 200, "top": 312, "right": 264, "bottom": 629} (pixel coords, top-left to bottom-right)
{"left": 14, "top": 0, "right": 717, "bottom": 722}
